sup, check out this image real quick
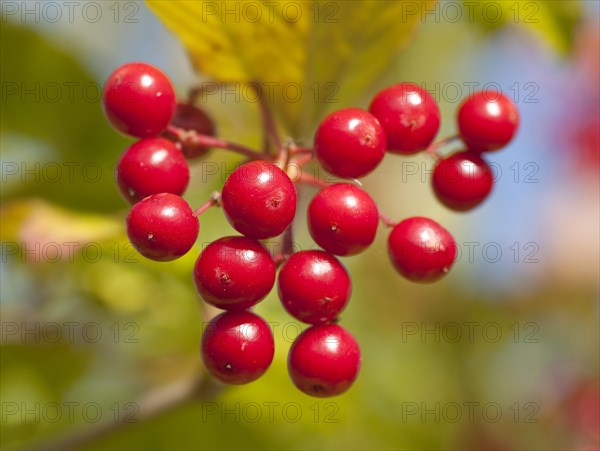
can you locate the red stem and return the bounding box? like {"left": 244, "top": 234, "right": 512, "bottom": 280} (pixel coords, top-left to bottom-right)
{"left": 194, "top": 192, "right": 221, "bottom": 217}
{"left": 289, "top": 147, "right": 314, "bottom": 156}
{"left": 253, "top": 83, "right": 282, "bottom": 154}
{"left": 166, "top": 125, "right": 266, "bottom": 161}
{"left": 273, "top": 253, "right": 287, "bottom": 267}
{"left": 378, "top": 209, "right": 396, "bottom": 228}
{"left": 295, "top": 173, "right": 331, "bottom": 188}
{"left": 424, "top": 134, "right": 460, "bottom": 161}
{"left": 281, "top": 225, "right": 295, "bottom": 259}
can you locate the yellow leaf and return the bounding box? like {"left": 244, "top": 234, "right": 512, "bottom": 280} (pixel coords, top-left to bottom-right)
{"left": 467, "top": 0, "right": 581, "bottom": 55}
{"left": 146, "top": 0, "right": 433, "bottom": 136}
{"left": 0, "top": 199, "right": 122, "bottom": 262}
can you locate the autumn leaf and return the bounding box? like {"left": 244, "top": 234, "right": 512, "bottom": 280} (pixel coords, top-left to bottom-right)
{"left": 145, "top": 0, "right": 433, "bottom": 136}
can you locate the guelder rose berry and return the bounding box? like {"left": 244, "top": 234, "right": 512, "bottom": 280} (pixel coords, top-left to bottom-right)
{"left": 222, "top": 160, "right": 297, "bottom": 239}
{"left": 103, "top": 62, "right": 176, "bottom": 138}
{"left": 278, "top": 250, "right": 351, "bottom": 324}
{"left": 116, "top": 137, "right": 189, "bottom": 204}
{"left": 432, "top": 151, "right": 493, "bottom": 211}
{"left": 307, "top": 183, "right": 379, "bottom": 256}
{"left": 126, "top": 193, "right": 199, "bottom": 262}
{"left": 369, "top": 82, "right": 440, "bottom": 154}
{"left": 457, "top": 90, "right": 519, "bottom": 152}
{"left": 387, "top": 217, "right": 456, "bottom": 282}
{"left": 193, "top": 236, "right": 276, "bottom": 311}
{"left": 314, "top": 108, "right": 386, "bottom": 178}
{"left": 202, "top": 311, "right": 274, "bottom": 384}
{"left": 288, "top": 323, "right": 361, "bottom": 397}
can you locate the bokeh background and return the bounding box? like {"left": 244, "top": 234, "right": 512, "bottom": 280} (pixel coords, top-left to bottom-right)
{"left": 1, "top": 1, "right": 598, "bottom": 450}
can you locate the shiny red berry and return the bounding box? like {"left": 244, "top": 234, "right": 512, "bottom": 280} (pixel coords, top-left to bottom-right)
{"left": 432, "top": 151, "right": 494, "bottom": 211}
{"left": 103, "top": 62, "right": 176, "bottom": 138}
{"left": 193, "top": 236, "right": 276, "bottom": 311}
{"left": 169, "top": 102, "right": 216, "bottom": 159}
{"left": 457, "top": 90, "right": 519, "bottom": 152}
{"left": 388, "top": 217, "right": 456, "bottom": 283}
{"left": 288, "top": 323, "right": 360, "bottom": 397}
{"left": 307, "top": 183, "right": 378, "bottom": 256}
{"left": 116, "top": 137, "right": 189, "bottom": 204}
{"left": 278, "top": 250, "right": 351, "bottom": 324}
{"left": 126, "top": 193, "right": 198, "bottom": 261}
{"left": 369, "top": 82, "right": 440, "bottom": 154}
{"left": 222, "top": 161, "right": 297, "bottom": 239}
{"left": 202, "top": 311, "right": 274, "bottom": 385}
{"left": 314, "top": 108, "right": 386, "bottom": 178}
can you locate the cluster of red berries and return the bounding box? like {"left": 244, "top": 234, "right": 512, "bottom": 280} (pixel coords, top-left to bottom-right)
{"left": 102, "top": 62, "right": 519, "bottom": 397}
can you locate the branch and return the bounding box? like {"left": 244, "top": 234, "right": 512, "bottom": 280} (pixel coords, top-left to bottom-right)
{"left": 424, "top": 134, "right": 460, "bottom": 161}
{"left": 166, "top": 125, "right": 267, "bottom": 161}
{"left": 33, "top": 374, "right": 223, "bottom": 451}
{"left": 378, "top": 209, "right": 397, "bottom": 228}
{"left": 252, "top": 82, "right": 282, "bottom": 154}
{"left": 295, "top": 173, "right": 332, "bottom": 188}
{"left": 194, "top": 191, "right": 222, "bottom": 217}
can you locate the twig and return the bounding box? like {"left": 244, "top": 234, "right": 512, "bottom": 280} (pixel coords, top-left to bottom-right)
{"left": 33, "top": 374, "right": 223, "bottom": 451}
{"left": 295, "top": 173, "right": 332, "bottom": 188}
{"left": 289, "top": 147, "right": 314, "bottom": 156}
{"left": 424, "top": 134, "right": 460, "bottom": 161}
{"left": 276, "top": 139, "right": 293, "bottom": 170}
{"left": 378, "top": 209, "right": 397, "bottom": 228}
{"left": 194, "top": 191, "right": 222, "bottom": 217}
{"left": 252, "top": 82, "right": 282, "bottom": 154}
{"left": 166, "top": 125, "right": 266, "bottom": 161}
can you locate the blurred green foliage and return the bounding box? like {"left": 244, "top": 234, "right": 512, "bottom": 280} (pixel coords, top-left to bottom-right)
{"left": 1, "top": 20, "right": 128, "bottom": 211}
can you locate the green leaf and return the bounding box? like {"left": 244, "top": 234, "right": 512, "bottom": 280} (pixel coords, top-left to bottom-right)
{"left": 465, "top": 0, "right": 582, "bottom": 55}
{"left": 145, "top": 0, "right": 432, "bottom": 136}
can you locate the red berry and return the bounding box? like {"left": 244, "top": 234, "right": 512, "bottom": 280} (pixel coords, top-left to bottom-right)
{"left": 278, "top": 250, "right": 351, "bottom": 324}
{"left": 457, "top": 90, "right": 519, "bottom": 152}
{"left": 432, "top": 151, "right": 494, "bottom": 211}
{"left": 202, "top": 311, "right": 274, "bottom": 385}
{"left": 307, "top": 183, "right": 378, "bottom": 256}
{"left": 314, "top": 108, "right": 386, "bottom": 178}
{"left": 103, "top": 62, "right": 176, "bottom": 138}
{"left": 222, "top": 161, "right": 297, "bottom": 239}
{"left": 369, "top": 82, "right": 440, "bottom": 154}
{"left": 193, "top": 236, "right": 276, "bottom": 311}
{"left": 169, "top": 102, "right": 216, "bottom": 159}
{"left": 288, "top": 323, "right": 360, "bottom": 397}
{"left": 116, "top": 137, "right": 189, "bottom": 204}
{"left": 126, "top": 193, "right": 198, "bottom": 261}
{"left": 387, "top": 217, "right": 456, "bottom": 283}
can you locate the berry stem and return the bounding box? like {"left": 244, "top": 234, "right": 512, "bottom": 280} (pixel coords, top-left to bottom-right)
{"left": 166, "top": 125, "right": 267, "bottom": 161}
{"left": 276, "top": 138, "right": 293, "bottom": 169}
{"left": 289, "top": 146, "right": 314, "bottom": 156}
{"left": 273, "top": 253, "right": 287, "bottom": 266}
{"left": 295, "top": 173, "right": 332, "bottom": 188}
{"left": 424, "top": 134, "right": 460, "bottom": 161}
{"left": 194, "top": 191, "right": 222, "bottom": 217}
{"left": 273, "top": 226, "right": 295, "bottom": 267}
{"left": 378, "top": 209, "right": 397, "bottom": 228}
{"left": 291, "top": 154, "right": 314, "bottom": 167}
{"left": 281, "top": 225, "right": 295, "bottom": 259}
{"left": 253, "top": 83, "right": 282, "bottom": 154}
